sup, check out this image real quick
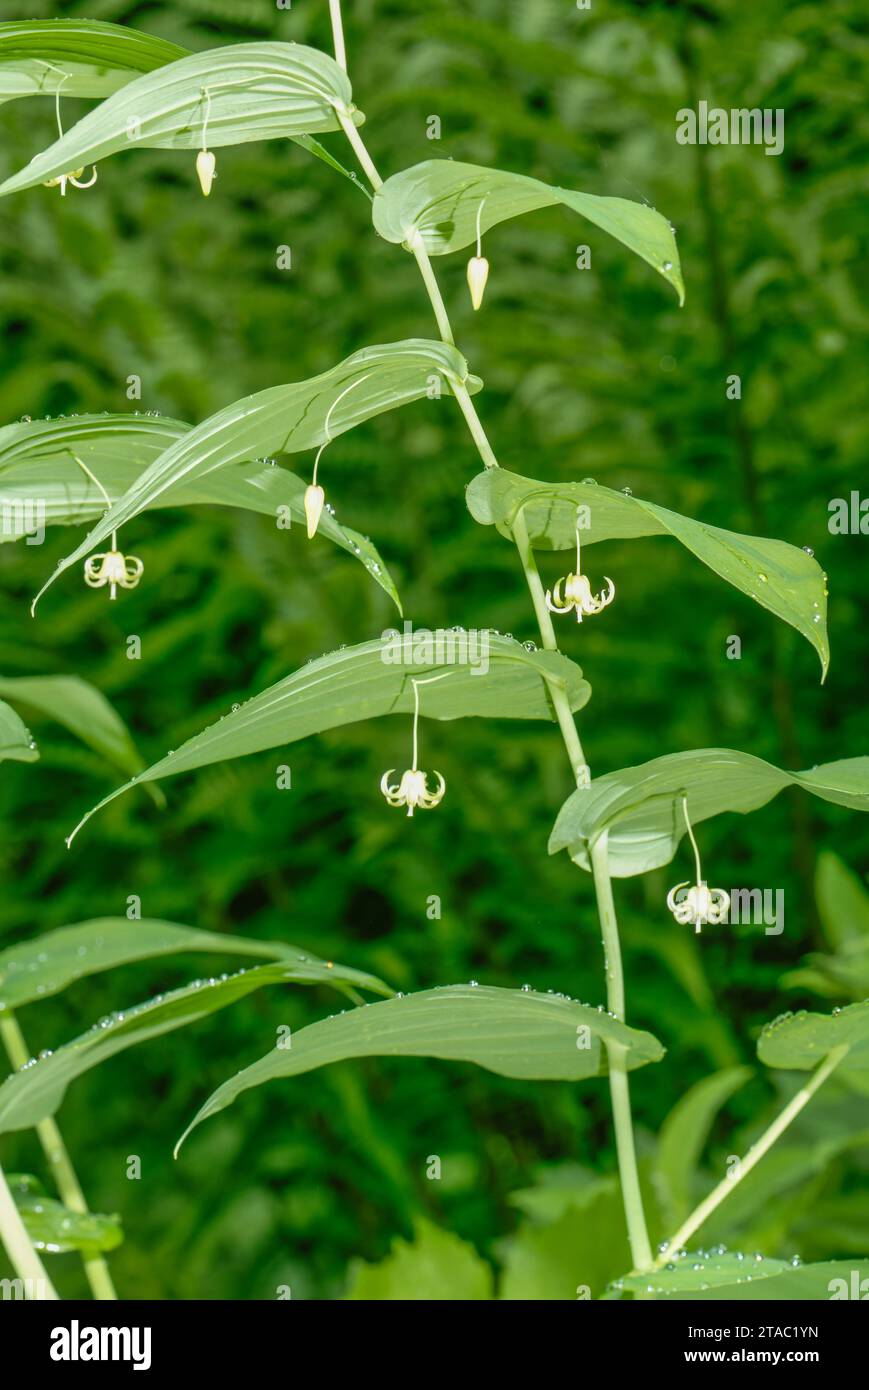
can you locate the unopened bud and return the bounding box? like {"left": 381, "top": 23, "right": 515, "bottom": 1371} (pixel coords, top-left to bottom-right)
{"left": 196, "top": 149, "right": 217, "bottom": 196}
{"left": 304, "top": 483, "right": 325, "bottom": 538}
{"left": 466, "top": 255, "right": 490, "bottom": 311}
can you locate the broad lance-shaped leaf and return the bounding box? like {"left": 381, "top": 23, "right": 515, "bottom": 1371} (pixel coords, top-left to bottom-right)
{"left": 0, "top": 20, "right": 188, "bottom": 106}
{"left": 66, "top": 635, "right": 590, "bottom": 842}
{"left": 0, "top": 414, "right": 399, "bottom": 608}
{"left": 550, "top": 749, "right": 869, "bottom": 878}
{"left": 0, "top": 699, "right": 37, "bottom": 765}
{"left": 0, "top": 673, "right": 152, "bottom": 787}
{"left": 373, "top": 159, "right": 684, "bottom": 304}
{"left": 759, "top": 1001, "right": 869, "bottom": 1076}
{"left": 613, "top": 1252, "right": 869, "bottom": 1301}
{"left": 32, "top": 342, "right": 478, "bottom": 609}
{"left": 467, "top": 469, "right": 829, "bottom": 676}
{"left": 0, "top": 41, "right": 361, "bottom": 197}
{"left": 176, "top": 986, "right": 665, "bottom": 1152}
{"left": 9, "top": 1175, "right": 122, "bottom": 1255}
{"left": 0, "top": 917, "right": 308, "bottom": 1011}
{"left": 0, "top": 958, "right": 392, "bottom": 1135}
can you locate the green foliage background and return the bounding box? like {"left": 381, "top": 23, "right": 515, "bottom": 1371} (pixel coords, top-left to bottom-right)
{"left": 0, "top": 0, "right": 866, "bottom": 1298}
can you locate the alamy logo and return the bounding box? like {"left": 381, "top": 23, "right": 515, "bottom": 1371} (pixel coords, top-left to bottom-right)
{"left": 676, "top": 102, "right": 784, "bottom": 156}
{"left": 1, "top": 1276, "right": 49, "bottom": 1300}
{"left": 381, "top": 623, "right": 490, "bottom": 675}
{"left": 50, "top": 1320, "right": 152, "bottom": 1371}
{"left": 728, "top": 887, "right": 784, "bottom": 936}
{"left": 1, "top": 497, "right": 45, "bottom": 544}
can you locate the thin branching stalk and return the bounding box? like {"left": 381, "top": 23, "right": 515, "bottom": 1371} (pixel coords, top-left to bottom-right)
{"left": 654, "top": 1043, "right": 850, "bottom": 1269}
{"left": 0, "top": 1012, "right": 117, "bottom": 1299}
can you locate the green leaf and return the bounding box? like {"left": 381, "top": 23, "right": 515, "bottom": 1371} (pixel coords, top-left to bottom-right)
{"left": 815, "top": 851, "right": 869, "bottom": 949}
{"left": 500, "top": 1182, "right": 631, "bottom": 1300}
{"left": 9, "top": 1174, "right": 122, "bottom": 1255}
{"left": 0, "top": 20, "right": 188, "bottom": 106}
{"left": 0, "top": 413, "right": 400, "bottom": 607}
{"left": 614, "top": 1252, "right": 869, "bottom": 1300}
{"left": 345, "top": 1218, "right": 494, "bottom": 1300}
{"left": 0, "top": 41, "right": 360, "bottom": 197}
{"left": 290, "top": 133, "right": 370, "bottom": 196}
{"left": 0, "top": 917, "right": 305, "bottom": 1010}
{"left": 31, "top": 342, "right": 479, "bottom": 609}
{"left": 467, "top": 468, "right": 829, "bottom": 676}
{"left": 176, "top": 985, "right": 665, "bottom": 1152}
{"left": 0, "top": 957, "right": 391, "bottom": 1135}
{"left": 373, "top": 159, "right": 684, "bottom": 304}
{"left": 0, "top": 698, "right": 38, "bottom": 765}
{"left": 0, "top": 674, "right": 148, "bottom": 786}
{"left": 758, "top": 1001, "right": 869, "bottom": 1076}
{"left": 67, "top": 634, "right": 590, "bottom": 841}
{"left": 654, "top": 1067, "right": 753, "bottom": 1227}
{"left": 549, "top": 749, "right": 869, "bottom": 878}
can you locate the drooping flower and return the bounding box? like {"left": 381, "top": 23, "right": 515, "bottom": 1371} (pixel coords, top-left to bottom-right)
{"left": 42, "top": 80, "right": 98, "bottom": 197}
{"left": 73, "top": 456, "right": 143, "bottom": 600}
{"left": 44, "top": 166, "right": 98, "bottom": 197}
{"left": 84, "top": 548, "right": 144, "bottom": 600}
{"left": 545, "top": 510, "right": 615, "bottom": 622}
{"left": 466, "top": 198, "right": 490, "bottom": 311}
{"left": 380, "top": 674, "right": 449, "bottom": 816}
{"left": 666, "top": 796, "right": 730, "bottom": 933}
{"left": 380, "top": 767, "right": 446, "bottom": 817}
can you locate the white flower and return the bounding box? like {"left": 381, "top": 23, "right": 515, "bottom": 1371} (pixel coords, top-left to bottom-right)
{"left": 44, "top": 166, "right": 98, "bottom": 197}
{"left": 666, "top": 796, "right": 729, "bottom": 932}
{"left": 546, "top": 570, "right": 616, "bottom": 621}
{"left": 380, "top": 767, "right": 446, "bottom": 817}
{"left": 83, "top": 549, "right": 143, "bottom": 601}
{"left": 666, "top": 881, "right": 730, "bottom": 933}
{"left": 545, "top": 507, "right": 615, "bottom": 622}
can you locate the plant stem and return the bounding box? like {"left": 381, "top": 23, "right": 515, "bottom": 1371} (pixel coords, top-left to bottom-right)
{"left": 512, "top": 509, "right": 588, "bottom": 785}
{"left": 0, "top": 1012, "right": 117, "bottom": 1300}
{"left": 0, "top": 1157, "right": 59, "bottom": 1299}
{"left": 591, "top": 832, "right": 654, "bottom": 1271}
{"left": 337, "top": 111, "right": 382, "bottom": 190}
{"left": 655, "top": 1042, "right": 849, "bottom": 1267}
{"left": 329, "top": 0, "right": 646, "bottom": 1273}
{"left": 328, "top": 0, "right": 347, "bottom": 72}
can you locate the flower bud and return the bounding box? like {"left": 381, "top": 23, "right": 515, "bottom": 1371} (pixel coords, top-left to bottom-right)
{"left": 196, "top": 149, "right": 217, "bottom": 197}
{"left": 304, "top": 483, "right": 325, "bottom": 538}
{"left": 466, "top": 255, "right": 490, "bottom": 311}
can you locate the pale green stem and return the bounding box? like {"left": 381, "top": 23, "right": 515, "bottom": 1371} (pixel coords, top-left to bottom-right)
{"left": 654, "top": 1043, "right": 850, "bottom": 1269}
{"left": 328, "top": 0, "right": 348, "bottom": 71}
{"left": 0, "top": 1013, "right": 117, "bottom": 1300}
{"left": 0, "top": 1158, "right": 59, "bottom": 1299}
{"left": 329, "top": 0, "right": 645, "bottom": 1269}
{"left": 591, "top": 832, "right": 654, "bottom": 1272}
{"left": 512, "top": 509, "right": 588, "bottom": 785}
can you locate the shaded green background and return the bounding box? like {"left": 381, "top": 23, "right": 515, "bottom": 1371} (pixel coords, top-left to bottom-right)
{"left": 0, "top": 0, "right": 866, "bottom": 1298}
